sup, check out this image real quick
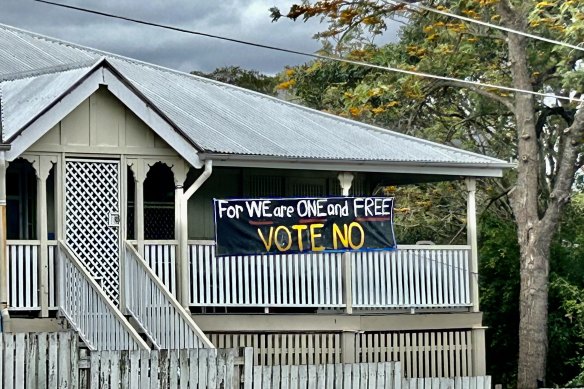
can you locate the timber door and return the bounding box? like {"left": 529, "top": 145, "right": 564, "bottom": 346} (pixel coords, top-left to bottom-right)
{"left": 65, "top": 159, "right": 121, "bottom": 303}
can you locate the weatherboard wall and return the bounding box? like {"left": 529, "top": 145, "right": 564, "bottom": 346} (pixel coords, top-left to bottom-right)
{"left": 26, "top": 86, "right": 178, "bottom": 157}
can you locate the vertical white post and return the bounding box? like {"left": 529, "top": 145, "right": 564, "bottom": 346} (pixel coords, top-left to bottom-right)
{"left": 465, "top": 177, "right": 479, "bottom": 312}
{"left": 38, "top": 156, "right": 56, "bottom": 317}
{"left": 119, "top": 156, "right": 127, "bottom": 313}
{"left": 181, "top": 160, "right": 212, "bottom": 309}
{"left": 171, "top": 162, "right": 187, "bottom": 306}
{"left": 0, "top": 151, "right": 8, "bottom": 312}
{"left": 338, "top": 172, "right": 354, "bottom": 314}
{"left": 134, "top": 161, "right": 146, "bottom": 257}
{"left": 57, "top": 154, "right": 64, "bottom": 241}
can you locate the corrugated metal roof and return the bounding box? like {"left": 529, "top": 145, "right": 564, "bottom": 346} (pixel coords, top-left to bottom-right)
{"left": 0, "top": 23, "right": 509, "bottom": 168}
{"left": 1, "top": 65, "right": 94, "bottom": 141}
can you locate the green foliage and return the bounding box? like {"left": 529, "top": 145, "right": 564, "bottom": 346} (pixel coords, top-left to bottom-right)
{"left": 478, "top": 195, "right": 584, "bottom": 387}
{"left": 479, "top": 214, "right": 520, "bottom": 387}
{"left": 271, "top": 1, "right": 584, "bottom": 384}
{"left": 391, "top": 181, "right": 469, "bottom": 245}
{"left": 191, "top": 66, "right": 278, "bottom": 96}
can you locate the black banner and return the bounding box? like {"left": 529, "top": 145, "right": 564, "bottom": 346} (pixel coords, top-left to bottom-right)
{"left": 213, "top": 197, "right": 396, "bottom": 257}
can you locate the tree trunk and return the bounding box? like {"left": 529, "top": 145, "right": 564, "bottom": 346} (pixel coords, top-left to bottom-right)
{"left": 516, "top": 226, "right": 550, "bottom": 388}
{"left": 501, "top": 4, "right": 550, "bottom": 387}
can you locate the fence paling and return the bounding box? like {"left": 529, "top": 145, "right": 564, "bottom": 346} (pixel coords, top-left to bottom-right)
{"left": 403, "top": 376, "right": 492, "bottom": 389}
{"left": 1, "top": 332, "right": 79, "bottom": 389}
{"left": 2, "top": 337, "right": 493, "bottom": 388}
{"left": 124, "top": 241, "right": 213, "bottom": 349}
{"left": 251, "top": 362, "right": 401, "bottom": 389}
{"left": 57, "top": 241, "right": 149, "bottom": 351}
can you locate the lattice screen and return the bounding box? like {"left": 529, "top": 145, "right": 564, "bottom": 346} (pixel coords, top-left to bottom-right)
{"left": 65, "top": 159, "right": 120, "bottom": 303}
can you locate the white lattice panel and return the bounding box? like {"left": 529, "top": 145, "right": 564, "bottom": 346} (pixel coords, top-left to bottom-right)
{"left": 65, "top": 159, "right": 120, "bottom": 303}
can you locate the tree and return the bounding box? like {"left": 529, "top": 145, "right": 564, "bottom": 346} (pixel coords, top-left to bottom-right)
{"left": 191, "top": 66, "right": 279, "bottom": 96}
{"left": 272, "top": 1, "right": 584, "bottom": 387}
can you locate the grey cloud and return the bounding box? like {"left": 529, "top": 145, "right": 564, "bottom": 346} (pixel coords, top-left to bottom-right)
{"left": 0, "top": 0, "right": 324, "bottom": 73}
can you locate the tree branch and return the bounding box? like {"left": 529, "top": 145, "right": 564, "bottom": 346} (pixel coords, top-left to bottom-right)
{"left": 435, "top": 80, "right": 515, "bottom": 112}
{"left": 541, "top": 106, "right": 584, "bottom": 232}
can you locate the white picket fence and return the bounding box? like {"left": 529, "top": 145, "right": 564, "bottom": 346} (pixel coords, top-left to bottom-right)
{"left": 1, "top": 332, "right": 79, "bottom": 388}
{"left": 251, "top": 362, "right": 402, "bottom": 388}
{"left": 403, "top": 376, "right": 492, "bottom": 388}
{"left": 1, "top": 333, "right": 492, "bottom": 388}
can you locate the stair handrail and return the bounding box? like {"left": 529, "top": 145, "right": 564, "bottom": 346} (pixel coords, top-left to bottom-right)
{"left": 57, "top": 240, "right": 150, "bottom": 351}
{"left": 124, "top": 241, "right": 214, "bottom": 349}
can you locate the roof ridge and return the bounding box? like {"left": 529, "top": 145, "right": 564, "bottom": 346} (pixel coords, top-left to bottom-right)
{"left": 0, "top": 22, "right": 509, "bottom": 166}
{"left": 0, "top": 24, "right": 505, "bottom": 163}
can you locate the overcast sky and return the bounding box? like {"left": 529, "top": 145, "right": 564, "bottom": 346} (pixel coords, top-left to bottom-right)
{"left": 0, "top": 0, "right": 351, "bottom": 74}
{"left": 1, "top": 1, "right": 402, "bottom": 74}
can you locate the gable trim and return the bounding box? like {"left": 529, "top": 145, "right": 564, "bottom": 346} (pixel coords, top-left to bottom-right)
{"left": 102, "top": 68, "right": 201, "bottom": 168}
{"left": 6, "top": 62, "right": 202, "bottom": 168}
{"left": 6, "top": 68, "right": 101, "bottom": 160}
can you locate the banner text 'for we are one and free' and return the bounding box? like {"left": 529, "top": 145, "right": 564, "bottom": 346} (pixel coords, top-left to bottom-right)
{"left": 213, "top": 197, "right": 396, "bottom": 257}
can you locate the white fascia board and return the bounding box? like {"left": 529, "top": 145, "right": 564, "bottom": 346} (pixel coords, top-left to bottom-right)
{"left": 7, "top": 66, "right": 201, "bottom": 168}
{"left": 102, "top": 69, "right": 201, "bottom": 168}
{"left": 6, "top": 71, "right": 102, "bottom": 161}
{"left": 208, "top": 157, "right": 505, "bottom": 178}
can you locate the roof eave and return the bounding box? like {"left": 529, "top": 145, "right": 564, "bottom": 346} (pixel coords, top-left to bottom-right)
{"left": 200, "top": 153, "right": 513, "bottom": 178}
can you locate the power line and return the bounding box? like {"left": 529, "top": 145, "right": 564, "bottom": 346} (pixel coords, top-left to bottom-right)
{"left": 31, "top": 0, "right": 583, "bottom": 103}
{"left": 388, "top": 0, "right": 584, "bottom": 53}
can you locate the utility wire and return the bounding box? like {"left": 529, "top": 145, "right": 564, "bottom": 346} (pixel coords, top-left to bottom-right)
{"left": 387, "top": 0, "right": 584, "bottom": 53}
{"left": 31, "top": 0, "right": 583, "bottom": 103}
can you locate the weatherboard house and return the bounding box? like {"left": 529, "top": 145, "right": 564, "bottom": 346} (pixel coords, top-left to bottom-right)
{"left": 0, "top": 23, "right": 509, "bottom": 378}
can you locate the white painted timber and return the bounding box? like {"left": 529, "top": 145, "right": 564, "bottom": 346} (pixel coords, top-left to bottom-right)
{"left": 5, "top": 240, "right": 56, "bottom": 311}
{"left": 352, "top": 247, "right": 472, "bottom": 309}
{"left": 123, "top": 241, "right": 213, "bottom": 349}
{"left": 5, "top": 68, "right": 102, "bottom": 161}
{"left": 189, "top": 243, "right": 344, "bottom": 308}
{"left": 1, "top": 333, "right": 79, "bottom": 388}
{"left": 144, "top": 240, "right": 177, "bottom": 294}
{"left": 6, "top": 241, "right": 39, "bottom": 310}
{"left": 188, "top": 242, "right": 471, "bottom": 310}
{"left": 249, "top": 362, "right": 403, "bottom": 389}
{"left": 355, "top": 330, "right": 473, "bottom": 378}
{"left": 56, "top": 241, "right": 149, "bottom": 351}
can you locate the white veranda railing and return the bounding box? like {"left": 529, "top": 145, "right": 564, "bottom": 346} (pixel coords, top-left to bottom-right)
{"left": 6, "top": 241, "right": 57, "bottom": 311}
{"left": 7, "top": 241, "right": 39, "bottom": 310}
{"left": 189, "top": 242, "right": 344, "bottom": 308}
{"left": 124, "top": 241, "right": 213, "bottom": 349}
{"left": 352, "top": 246, "right": 472, "bottom": 308}
{"left": 144, "top": 241, "right": 177, "bottom": 294}
{"left": 57, "top": 241, "right": 149, "bottom": 351}
{"left": 188, "top": 242, "right": 472, "bottom": 310}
